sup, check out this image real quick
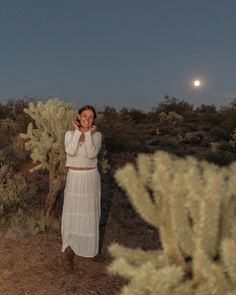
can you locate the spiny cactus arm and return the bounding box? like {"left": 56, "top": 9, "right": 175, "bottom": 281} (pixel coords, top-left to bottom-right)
{"left": 220, "top": 165, "right": 236, "bottom": 241}
{"left": 23, "top": 105, "right": 36, "bottom": 121}
{"left": 195, "top": 199, "right": 220, "bottom": 260}
{"left": 151, "top": 152, "right": 187, "bottom": 265}
{"left": 29, "top": 163, "right": 50, "bottom": 173}
{"left": 195, "top": 165, "right": 224, "bottom": 259}
{"left": 218, "top": 169, "right": 236, "bottom": 241}
{"left": 158, "top": 220, "right": 185, "bottom": 268}
{"left": 115, "top": 163, "right": 160, "bottom": 228}
{"left": 29, "top": 164, "right": 43, "bottom": 173}
{"left": 184, "top": 158, "right": 204, "bottom": 225}
{"left": 168, "top": 171, "right": 194, "bottom": 257}
{"left": 136, "top": 154, "right": 153, "bottom": 188}
{"left": 20, "top": 122, "right": 35, "bottom": 141}
{"left": 221, "top": 239, "right": 236, "bottom": 284}
{"left": 193, "top": 249, "right": 229, "bottom": 294}
{"left": 107, "top": 257, "right": 137, "bottom": 279}
{"left": 143, "top": 265, "right": 184, "bottom": 292}
{"left": 109, "top": 243, "right": 166, "bottom": 268}
{"left": 108, "top": 258, "right": 186, "bottom": 295}
{"left": 164, "top": 157, "right": 194, "bottom": 257}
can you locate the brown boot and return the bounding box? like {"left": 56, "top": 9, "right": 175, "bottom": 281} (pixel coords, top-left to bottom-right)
{"left": 63, "top": 246, "right": 75, "bottom": 273}
{"left": 92, "top": 253, "right": 105, "bottom": 263}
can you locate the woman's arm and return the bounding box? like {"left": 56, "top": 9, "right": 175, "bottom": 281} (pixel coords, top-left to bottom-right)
{"left": 64, "top": 130, "right": 82, "bottom": 156}
{"left": 84, "top": 131, "right": 102, "bottom": 158}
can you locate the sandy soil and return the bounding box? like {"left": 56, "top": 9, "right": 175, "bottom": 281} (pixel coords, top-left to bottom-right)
{"left": 0, "top": 233, "right": 124, "bottom": 295}
{"left": 0, "top": 153, "right": 160, "bottom": 295}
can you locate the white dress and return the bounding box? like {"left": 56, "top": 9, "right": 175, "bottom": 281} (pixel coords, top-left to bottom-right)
{"left": 61, "top": 130, "right": 102, "bottom": 257}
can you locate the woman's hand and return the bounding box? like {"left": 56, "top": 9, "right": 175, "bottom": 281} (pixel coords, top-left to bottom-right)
{"left": 89, "top": 125, "right": 97, "bottom": 132}
{"left": 72, "top": 120, "right": 80, "bottom": 130}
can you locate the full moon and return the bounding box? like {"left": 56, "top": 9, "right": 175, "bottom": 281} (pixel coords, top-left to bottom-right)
{"left": 194, "top": 80, "right": 201, "bottom": 87}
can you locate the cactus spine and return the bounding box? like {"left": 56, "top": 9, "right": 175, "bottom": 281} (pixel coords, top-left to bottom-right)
{"left": 108, "top": 151, "right": 236, "bottom": 294}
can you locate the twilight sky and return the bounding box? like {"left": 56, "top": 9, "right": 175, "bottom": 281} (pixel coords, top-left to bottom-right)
{"left": 0, "top": 0, "right": 236, "bottom": 111}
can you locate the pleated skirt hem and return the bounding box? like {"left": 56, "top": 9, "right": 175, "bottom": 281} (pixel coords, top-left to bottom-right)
{"left": 61, "top": 168, "right": 101, "bottom": 257}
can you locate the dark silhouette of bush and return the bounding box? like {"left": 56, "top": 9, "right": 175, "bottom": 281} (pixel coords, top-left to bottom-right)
{"left": 155, "top": 95, "right": 194, "bottom": 115}
{"left": 204, "top": 151, "right": 236, "bottom": 166}
{"left": 220, "top": 106, "right": 236, "bottom": 134}
{"left": 99, "top": 106, "right": 144, "bottom": 151}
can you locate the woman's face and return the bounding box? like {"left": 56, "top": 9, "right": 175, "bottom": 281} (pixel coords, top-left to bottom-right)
{"left": 78, "top": 109, "right": 95, "bottom": 128}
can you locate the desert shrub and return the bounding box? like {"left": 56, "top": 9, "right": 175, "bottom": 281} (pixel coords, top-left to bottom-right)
{"left": 181, "top": 123, "right": 199, "bottom": 132}
{"left": 219, "top": 107, "right": 236, "bottom": 133}
{"left": 156, "top": 95, "right": 194, "bottom": 115}
{"left": 220, "top": 142, "right": 235, "bottom": 153}
{"left": 0, "top": 164, "right": 38, "bottom": 225}
{"left": 120, "top": 107, "right": 147, "bottom": 124}
{"left": 204, "top": 151, "right": 236, "bottom": 166}
{"left": 11, "top": 135, "right": 29, "bottom": 161}
{"left": 5, "top": 209, "right": 60, "bottom": 238}
{"left": 201, "top": 124, "right": 211, "bottom": 132}
{"left": 228, "top": 128, "right": 236, "bottom": 150}
{"left": 0, "top": 145, "right": 22, "bottom": 169}
{"left": 0, "top": 118, "right": 21, "bottom": 148}
{"left": 0, "top": 163, "right": 59, "bottom": 238}
{"left": 195, "top": 104, "right": 218, "bottom": 113}
{"left": 210, "top": 142, "right": 220, "bottom": 153}
{"left": 156, "top": 140, "right": 188, "bottom": 157}
{"left": 195, "top": 105, "right": 222, "bottom": 128}
{"left": 158, "top": 111, "right": 183, "bottom": 135}
{"left": 209, "top": 126, "right": 231, "bottom": 141}
{"left": 180, "top": 132, "right": 202, "bottom": 144}
{"left": 0, "top": 135, "right": 29, "bottom": 168}
{"left": 99, "top": 106, "right": 142, "bottom": 152}
{"left": 0, "top": 98, "right": 34, "bottom": 132}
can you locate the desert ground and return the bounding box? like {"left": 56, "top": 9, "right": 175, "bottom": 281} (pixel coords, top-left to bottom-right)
{"left": 0, "top": 152, "right": 160, "bottom": 295}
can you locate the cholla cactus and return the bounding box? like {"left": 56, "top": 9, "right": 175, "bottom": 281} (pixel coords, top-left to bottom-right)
{"left": 108, "top": 151, "right": 236, "bottom": 294}
{"left": 20, "top": 98, "right": 77, "bottom": 216}
{"left": 210, "top": 142, "right": 220, "bottom": 153}
{"left": 229, "top": 129, "right": 236, "bottom": 148}
{"left": 159, "top": 111, "right": 183, "bottom": 134}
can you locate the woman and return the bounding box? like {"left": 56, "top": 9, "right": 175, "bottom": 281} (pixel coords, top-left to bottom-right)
{"left": 61, "top": 105, "right": 103, "bottom": 272}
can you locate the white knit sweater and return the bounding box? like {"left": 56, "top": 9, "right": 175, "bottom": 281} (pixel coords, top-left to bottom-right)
{"left": 64, "top": 129, "right": 102, "bottom": 168}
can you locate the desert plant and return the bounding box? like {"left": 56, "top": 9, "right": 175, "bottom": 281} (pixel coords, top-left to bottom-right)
{"left": 210, "top": 142, "right": 220, "bottom": 153}
{"left": 108, "top": 151, "right": 236, "bottom": 294}
{"left": 180, "top": 132, "right": 202, "bottom": 145}
{"left": 20, "top": 98, "right": 77, "bottom": 216}
{"left": 229, "top": 129, "right": 236, "bottom": 148}
{"left": 99, "top": 106, "right": 141, "bottom": 151}
{"left": 0, "top": 164, "right": 37, "bottom": 224}
{"left": 12, "top": 135, "right": 29, "bottom": 161}
{"left": 5, "top": 209, "right": 60, "bottom": 238}
{"left": 20, "top": 98, "right": 109, "bottom": 216}
{"left": 159, "top": 111, "right": 183, "bottom": 135}
{"left": 157, "top": 96, "right": 193, "bottom": 115}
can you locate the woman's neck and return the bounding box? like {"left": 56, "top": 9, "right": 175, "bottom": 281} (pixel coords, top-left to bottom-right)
{"left": 80, "top": 127, "right": 90, "bottom": 132}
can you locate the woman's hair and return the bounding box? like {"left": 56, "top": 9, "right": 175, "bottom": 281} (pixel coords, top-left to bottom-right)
{"left": 77, "top": 105, "right": 97, "bottom": 125}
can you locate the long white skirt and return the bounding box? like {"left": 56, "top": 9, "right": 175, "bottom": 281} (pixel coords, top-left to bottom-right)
{"left": 61, "top": 168, "right": 101, "bottom": 257}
